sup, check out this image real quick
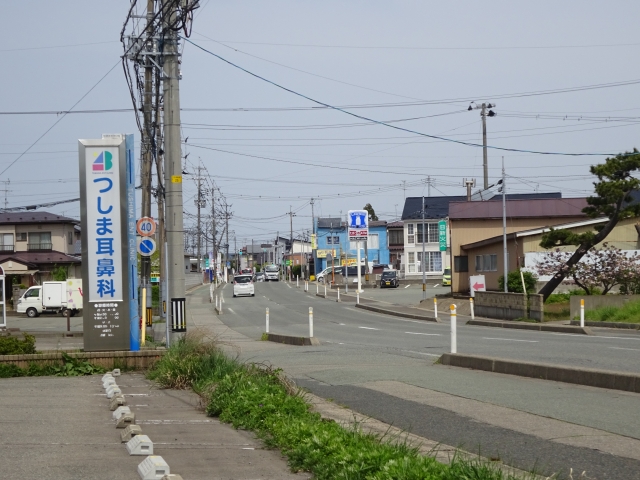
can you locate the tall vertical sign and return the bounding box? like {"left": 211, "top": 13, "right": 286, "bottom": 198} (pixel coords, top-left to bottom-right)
{"left": 438, "top": 220, "right": 447, "bottom": 252}
{"left": 79, "top": 134, "right": 138, "bottom": 351}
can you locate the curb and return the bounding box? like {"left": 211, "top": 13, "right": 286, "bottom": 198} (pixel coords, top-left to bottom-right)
{"left": 439, "top": 353, "right": 640, "bottom": 394}
{"left": 569, "top": 320, "right": 640, "bottom": 330}
{"left": 263, "top": 333, "right": 320, "bottom": 346}
{"left": 1, "top": 329, "right": 84, "bottom": 338}
{"left": 355, "top": 303, "right": 440, "bottom": 322}
{"left": 467, "top": 319, "right": 592, "bottom": 335}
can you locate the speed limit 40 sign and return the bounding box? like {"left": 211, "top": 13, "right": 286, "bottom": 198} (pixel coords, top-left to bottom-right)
{"left": 136, "top": 217, "right": 156, "bottom": 237}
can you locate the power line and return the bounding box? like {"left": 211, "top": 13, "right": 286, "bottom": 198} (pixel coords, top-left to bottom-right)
{"left": 182, "top": 38, "right": 624, "bottom": 157}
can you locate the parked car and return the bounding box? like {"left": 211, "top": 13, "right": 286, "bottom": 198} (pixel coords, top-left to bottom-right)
{"left": 380, "top": 270, "right": 399, "bottom": 288}
{"left": 264, "top": 264, "right": 279, "bottom": 281}
{"left": 233, "top": 274, "right": 255, "bottom": 297}
{"left": 442, "top": 268, "right": 451, "bottom": 286}
{"left": 17, "top": 280, "right": 83, "bottom": 318}
{"left": 241, "top": 268, "right": 253, "bottom": 275}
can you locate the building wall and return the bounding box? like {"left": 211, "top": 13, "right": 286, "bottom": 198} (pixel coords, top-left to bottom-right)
{"left": 462, "top": 239, "right": 522, "bottom": 292}
{"left": 315, "top": 226, "right": 389, "bottom": 273}
{"left": 450, "top": 216, "right": 585, "bottom": 292}
{"left": 403, "top": 219, "right": 449, "bottom": 277}
{"left": 12, "top": 223, "right": 78, "bottom": 255}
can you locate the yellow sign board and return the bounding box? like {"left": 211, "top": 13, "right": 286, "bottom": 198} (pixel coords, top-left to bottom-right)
{"left": 311, "top": 234, "right": 317, "bottom": 250}
{"left": 316, "top": 249, "right": 336, "bottom": 258}
{"left": 171, "top": 175, "right": 182, "bottom": 183}
{"left": 341, "top": 258, "right": 358, "bottom": 266}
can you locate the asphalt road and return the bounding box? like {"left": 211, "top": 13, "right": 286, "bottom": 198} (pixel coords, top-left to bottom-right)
{"left": 198, "top": 282, "right": 640, "bottom": 479}
{"left": 222, "top": 281, "right": 640, "bottom": 374}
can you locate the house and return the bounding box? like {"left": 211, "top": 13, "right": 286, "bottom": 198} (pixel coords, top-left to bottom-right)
{"left": 0, "top": 211, "right": 82, "bottom": 291}
{"left": 314, "top": 217, "right": 389, "bottom": 274}
{"left": 387, "top": 221, "right": 404, "bottom": 270}
{"left": 449, "top": 197, "right": 588, "bottom": 293}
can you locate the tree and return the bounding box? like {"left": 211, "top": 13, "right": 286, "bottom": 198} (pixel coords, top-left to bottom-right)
{"left": 363, "top": 203, "right": 378, "bottom": 221}
{"left": 51, "top": 265, "right": 68, "bottom": 281}
{"left": 498, "top": 270, "right": 537, "bottom": 293}
{"left": 537, "top": 243, "right": 640, "bottom": 295}
{"left": 538, "top": 149, "right": 640, "bottom": 300}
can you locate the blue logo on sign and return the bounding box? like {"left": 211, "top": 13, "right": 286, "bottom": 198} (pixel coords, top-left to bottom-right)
{"left": 349, "top": 212, "right": 367, "bottom": 228}
{"left": 140, "top": 239, "right": 154, "bottom": 254}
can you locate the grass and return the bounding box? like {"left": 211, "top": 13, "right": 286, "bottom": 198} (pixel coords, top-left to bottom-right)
{"left": 584, "top": 299, "right": 640, "bottom": 323}
{"left": 148, "top": 333, "right": 542, "bottom": 480}
{"left": 0, "top": 353, "right": 106, "bottom": 378}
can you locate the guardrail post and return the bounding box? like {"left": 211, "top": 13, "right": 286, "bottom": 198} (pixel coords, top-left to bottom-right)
{"left": 309, "top": 307, "right": 314, "bottom": 338}
{"left": 434, "top": 297, "right": 438, "bottom": 319}
{"left": 580, "top": 298, "right": 585, "bottom": 328}
{"left": 470, "top": 297, "right": 475, "bottom": 320}
{"left": 266, "top": 307, "right": 269, "bottom": 333}
{"left": 450, "top": 304, "right": 457, "bottom": 354}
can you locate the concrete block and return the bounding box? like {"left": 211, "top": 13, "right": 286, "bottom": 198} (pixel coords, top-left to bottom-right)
{"left": 103, "top": 377, "right": 117, "bottom": 389}
{"left": 102, "top": 373, "right": 114, "bottom": 382}
{"left": 161, "top": 475, "right": 184, "bottom": 480}
{"left": 112, "top": 406, "right": 131, "bottom": 420}
{"left": 127, "top": 434, "right": 153, "bottom": 455}
{"left": 109, "top": 395, "right": 126, "bottom": 411}
{"left": 121, "top": 424, "right": 143, "bottom": 443}
{"left": 138, "top": 455, "right": 169, "bottom": 479}
{"left": 116, "top": 412, "right": 136, "bottom": 429}
{"left": 263, "top": 333, "right": 320, "bottom": 346}
{"left": 112, "top": 368, "right": 121, "bottom": 376}
{"left": 493, "top": 359, "right": 546, "bottom": 380}
{"left": 106, "top": 385, "right": 122, "bottom": 399}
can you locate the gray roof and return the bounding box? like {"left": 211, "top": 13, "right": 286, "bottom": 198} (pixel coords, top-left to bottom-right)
{"left": 0, "top": 211, "right": 79, "bottom": 225}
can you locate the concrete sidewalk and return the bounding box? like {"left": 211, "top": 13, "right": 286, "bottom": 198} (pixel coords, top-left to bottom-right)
{"left": 0, "top": 373, "right": 309, "bottom": 480}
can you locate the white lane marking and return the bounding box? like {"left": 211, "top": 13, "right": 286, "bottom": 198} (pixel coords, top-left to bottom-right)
{"left": 403, "top": 350, "right": 441, "bottom": 357}
{"left": 286, "top": 284, "right": 292, "bottom": 288}
{"left": 547, "top": 332, "right": 640, "bottom": 341}
{"left": 339, "top": 323, "right": 346, "bottom": 325}
{"left": 483, "top": 337, "right": 539, "bottom": 343}
{"left": 405, "top": 332, "right": 441, "bottom": 336}
{"left": 358, "top": 326, "right": 380, "bottom": 330}
{"left": 404, "top": 285, "right": 411, "bottom": 289}
{"left": 227, "top": 308, "right": 235, "bottom": 314}
{"left": 609, "top": 346, "right": 640, "bottom": 352}
{"left": 433, "top": 283, "right": 440, "bottom": 287}
{"left": 339, "top": 343, "right": 344, "bottom": 345}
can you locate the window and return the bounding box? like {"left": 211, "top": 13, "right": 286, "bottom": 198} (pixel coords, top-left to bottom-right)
{"left": 326, "top": 236, "right": 340, "bottom": 245}
{"left": 407, "top": 252, "right": 415, "bottom": 273}
{"left": 0, "top": 233, "right": 14, "bottom": 251}
{"left": 25, "top": 288, "right": 41, "bottom": 298}
{"left": 454, "top": 256, "right": 468, "bottom": 273}
{"left": 28, "top": 232, "right": 52, "bottom": 250}
{"left": 17, "top": 232, "right": 27, "bottom": 242}
{"left": 388, "top": 229, "right": 403, "bottom": 246}
{"left": 475, "top": 254, "right": 497, "bottom": 272}
{"left": 417, "top": 251, "right": 443, "bottom": 272}
{"left": 367, "top": 234, "right": 379, "bottom": 249}
{"left": 68, "top": 232, "right": 73, "bottom": 245}
{"left": 407, "top": 224, "right": 415, "bottom": 244}
{"left": 416, "top": 223, "right": 439, "bottom": 243}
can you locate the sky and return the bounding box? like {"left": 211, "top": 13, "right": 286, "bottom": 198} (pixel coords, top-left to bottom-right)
{"left": 1, "top": 1, "right": 640, "bottom": 249}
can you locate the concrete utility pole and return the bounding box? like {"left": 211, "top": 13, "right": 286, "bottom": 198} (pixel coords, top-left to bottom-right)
{"left": 195, "top": 165, "right": 203, "bottom": 274}
{"left": 162, "top": 0, "right": 185, "bottom": 337}
{"left": 289, "top": 206, "right": 294, "bottom": 265}
{"left": 501, "top": 157, "right": 508, "bottom": 293}
{"left": 211, "top": 187, "right": 216, "bottom": 276}
{"left": 422, "top": 196, "right": 426, "bottom": 300}
{"left": 310, "top": 198, "right": 315, "bottom": 276}
{"left": 225, "top": 202, "right": 230, "bottom": 269}
{"left": 468, "top": 102, "right": 496, "bottom": 190}
{"left": 139, "top": 0, "right": 155, "bottom": 287}
{"left": 155, "top": 81, "right": 165, "bottom": 306}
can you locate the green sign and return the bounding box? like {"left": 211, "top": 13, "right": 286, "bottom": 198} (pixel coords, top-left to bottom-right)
{"left": 205, "top": 258, "right": 210, "bottom": 268}
{"left": 285, "top": 260, "right": 291, "bottom": 266}
{"left": 438, "top": 220, "right": 447, "bottom": 251}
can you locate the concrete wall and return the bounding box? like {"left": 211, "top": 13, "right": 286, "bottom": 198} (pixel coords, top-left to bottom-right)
{"left": 0, "top": 349, "right": 165, "bottom": 370}
{"left": 570, "top": 294, "right": 640, "bottom": 320}
{"left": 475, "top": 291, "right": 544, "bottom": 321}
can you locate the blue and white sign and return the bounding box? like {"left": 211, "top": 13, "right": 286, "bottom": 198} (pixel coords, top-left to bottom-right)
{"left": 347, "top": 210, "right": 369, "bottom": 241}
{"left": 138, "top": 237, "right": 157, "bottom": 256}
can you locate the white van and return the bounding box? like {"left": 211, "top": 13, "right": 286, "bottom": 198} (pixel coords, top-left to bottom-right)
{"left": 17, "top": 280, "right": 83, "bottom": 318}
{"left": 264, "top": 264, "right": 279, "bottom": 281}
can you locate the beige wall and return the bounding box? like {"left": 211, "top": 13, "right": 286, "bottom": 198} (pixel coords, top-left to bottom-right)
{"left": 13, "top": 222, "right": 77, "bottom": 254}
{"left": 450, "top": 216, "right": 585, "bottom": 292}
{"left": 462, "top": 240, "right": 522, "bottom": 292}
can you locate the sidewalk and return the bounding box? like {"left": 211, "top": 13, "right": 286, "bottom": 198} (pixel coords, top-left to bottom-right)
{"left": 0, "top": 372, "right": 309, "bottom": 480}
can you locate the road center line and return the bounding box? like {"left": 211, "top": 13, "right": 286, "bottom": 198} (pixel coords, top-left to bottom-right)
{"left": 482, "top": 337, "right": 539, "bottom": 343}
{"left": 403, "top": 350, "right": 441, "bottom": 357}
{"left": 609, "top": 346, "right": 640, "bottom": 352}
{"left": 404, "top": 285, "right": 411, "bottom": 289}
{"left": 405, "top": 332, "right": 441, "bottom": 336}
{"left": 358, "top": 326, "right": 380, "bottom": 330}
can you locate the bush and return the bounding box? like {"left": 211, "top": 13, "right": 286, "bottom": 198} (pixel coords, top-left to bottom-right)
{"left": 498, "top": 270, "right": 537, "bottom": 294}
{"left": 291, "top": 265, "right": 302, "bottom": 278}
{"left": 0, "top": 334, "right": 36, "bottom": 355}
{"left": 151, "top": 285, "right": 160, "bottom": 305}
{"left": 545, "top": 288, "right": 589, "bottom": 304}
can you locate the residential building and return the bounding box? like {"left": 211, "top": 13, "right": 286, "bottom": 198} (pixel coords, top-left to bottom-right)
{"left": 387, "top": 221, "right": 404, "bottom": 270}
{"left": 0, "top": 212, "right": 82, "bottom": 292}
{"left": 449, "top": 197, "right": 588, "bottom": 293}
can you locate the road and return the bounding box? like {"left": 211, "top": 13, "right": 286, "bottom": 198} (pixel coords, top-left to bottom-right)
{"left": 196, "top": 280, "right": 640, "bottom": 479}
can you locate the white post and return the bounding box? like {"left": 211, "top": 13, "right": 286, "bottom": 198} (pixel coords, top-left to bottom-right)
{"left": 337, "top": 288, "right": 340, "bottom": 302}
{"left": 356, "top": 291, "right": 360, "bottom": 305}
{"left": 434, "top": 297, "right": 438, "bottom": 319}
{"left": 324, "top": 284, "right": 327, "bottom": 296}
{"left": 215, "top": 295, "right": 218, "bottom": 310}
{"left": 470, "top": 297, "right": 475, "bottom": 320}
{"left": 309, "top": 307, "right": 314, "bottom": 338}
{"left": 450, "top": 304, "right": 457, "bottom": 354}
{"left": 316, "top": 282, "right": 319, "bottom": 294}
{"left": 266, "top": 307, "right": 270, "bottom": 333}
{"left": 356, "top": 240, "right": 362, "bottom": 292}
{"left": 297, "top": 275, "right": 299, "bottom": 288}
{"left": 580, "top": 298, "right": 585, "bottom": 328}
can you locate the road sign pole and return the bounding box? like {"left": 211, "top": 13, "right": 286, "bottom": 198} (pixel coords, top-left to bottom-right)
{"left": 357, "top": 240, "right": 362, "bottom": 293}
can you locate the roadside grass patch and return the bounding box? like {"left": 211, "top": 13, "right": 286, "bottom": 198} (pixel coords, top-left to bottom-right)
{"left": 584, "top": 299, "right": 640, "bottom": 323}
{"left": 148, "top": 334, "right": 537, "bottom": 480}
{"left": 0, "top": 333, "right": 37, "bottom": 355}
{"left": 0, "top": 352, "right": 105, "bottom": 378}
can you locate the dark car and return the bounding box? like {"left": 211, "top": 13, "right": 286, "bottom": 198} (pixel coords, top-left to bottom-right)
{"left": 380, "top": 270, "right": 399, "bottom": 288}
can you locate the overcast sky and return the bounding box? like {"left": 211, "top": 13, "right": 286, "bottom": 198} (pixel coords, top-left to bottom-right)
{"left": 2, "top": 1, "right": 639, "bottom": 247}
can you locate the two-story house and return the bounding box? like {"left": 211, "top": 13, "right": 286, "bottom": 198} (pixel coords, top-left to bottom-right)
{"left": 0, "top": 212, "right": 81, "bottom": 289}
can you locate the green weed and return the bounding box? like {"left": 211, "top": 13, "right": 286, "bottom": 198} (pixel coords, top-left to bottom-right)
{"left": 0, "top": 333, "right": 37, "bottom": 355}
{"left": 584, "top": 299, "right": 640, "bottom": 323}
{"left": 0, "top": 353, "right": 105, "bottom": 378}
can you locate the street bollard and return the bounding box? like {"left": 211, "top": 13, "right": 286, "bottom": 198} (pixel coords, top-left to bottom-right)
{"left": 450, "top": 304, "right": 457, "bottom": 354}
{"left": 470, "top": 297, "right": 475, "bottom": 320}
{"left": 309, "top": 307, "right": 314, "bottom": 338}
{"left": 266, "top": 307, "right": 269, "bottom": 333}
{"left": 297, "top": 275, "right": 299, "bottom": 288}
{"left": 434, "top": 297, "right": 438, "bottom": 319}
{"left": 66, "top": 308, "right": 71, "bottom": 333}
{"left": 580, "top": 298, "right": 585, "bottom": 328}
{"left": 356, "top": 291, "right": 360, "bottom": 305}
{"left": 324, "top": 284, "right": 327, "bottom": 296}
{"left": 337, "top": 288, "right": 340, "bottom": 302}
{"left": 316, "top": 283, "right": 319, "bottom": 294}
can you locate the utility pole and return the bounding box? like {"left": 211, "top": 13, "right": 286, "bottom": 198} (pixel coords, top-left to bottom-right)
{"left": 427, "top": 176, "right": 431, "bottom": 197}
{"left": 310, "top": 198, "right": 315, "bottom": 276}
{"left": 211, "top": 187, "right": 216, "bottom": 277}
{"left": 468, "top": 102, "right": 496, "bottom": 190}
{"left": 0, "top": 179, "right": 10, "bottom": 209}
{"left": 162, "top": 0, "right": 185, "bottom": 337}
{"left": 195, "top": 166, "right": 203, "bottom": 274}
{"left": 402, "top": 180, "right": 406, "bottom": 200}
{"left": 289, "top": 206, "right": 294, "bottom": 271}
{"left": 225, "top": 202, "right": 230, "bottom": 271}
{"left": 422, "top": 196, "right": 426, "bottom": 300}
{"left": 501, "top": 157, "right": 508, "bottom": 293}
